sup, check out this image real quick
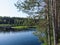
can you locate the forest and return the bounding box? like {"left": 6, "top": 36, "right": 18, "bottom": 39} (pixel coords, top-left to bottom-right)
{"left": 0, "top": 16, "right": 37, "bottom": 26}
{"left": 0, "top": 0, "right": 60, "bottom": 45}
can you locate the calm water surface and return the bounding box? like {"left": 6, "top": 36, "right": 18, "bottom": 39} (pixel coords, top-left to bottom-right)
{"left": 0, "top": 29, "right": 42, "bottom": 45}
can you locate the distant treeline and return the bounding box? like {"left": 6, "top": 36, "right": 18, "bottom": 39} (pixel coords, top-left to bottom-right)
{"left": 0, "top": 17, "right": 38, "bottom": 26}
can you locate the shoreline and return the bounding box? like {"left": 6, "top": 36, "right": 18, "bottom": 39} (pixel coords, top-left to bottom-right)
{"left": 0, "top": 26, "right": 36, "bottom": 31}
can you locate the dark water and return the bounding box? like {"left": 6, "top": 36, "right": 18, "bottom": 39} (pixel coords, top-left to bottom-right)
{"left": 0, "top": 29, "right": 42, "bottom": 45}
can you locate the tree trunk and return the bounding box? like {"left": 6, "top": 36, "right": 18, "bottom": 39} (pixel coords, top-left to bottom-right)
{"left": 45, "top": 0, "right": 52, "bottom": 45}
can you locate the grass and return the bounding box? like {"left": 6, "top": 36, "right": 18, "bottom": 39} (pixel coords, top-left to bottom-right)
{"left": 11, "top": 26, "right": 36, "bottom": 31}
{"left": 0, "top": 24, "right": 11, "bottom": 26}
{"left": 0, "top": 24, "right": 36, "bottom": 31}
{"left": 12, "top": 26, "right": 28, "bottom": 29}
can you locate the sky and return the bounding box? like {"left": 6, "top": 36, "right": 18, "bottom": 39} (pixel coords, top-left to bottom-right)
{"left": 0, "top": 0, "right": 28, "bottom": 17}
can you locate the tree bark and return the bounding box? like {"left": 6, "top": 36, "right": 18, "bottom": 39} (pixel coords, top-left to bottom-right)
{"left": 45, "top": 0, "right": 52, "bottom": 45}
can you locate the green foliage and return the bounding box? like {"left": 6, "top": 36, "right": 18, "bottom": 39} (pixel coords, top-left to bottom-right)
{"left": 15, "top": 0, "right": 47, "bottom": 45}
{"left": 15, "top": 0, "right": 45, "bottom": 16}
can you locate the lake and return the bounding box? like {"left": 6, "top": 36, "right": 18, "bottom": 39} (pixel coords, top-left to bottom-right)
{"left": 0, "top": 29, "right": 42, "bottom": 45}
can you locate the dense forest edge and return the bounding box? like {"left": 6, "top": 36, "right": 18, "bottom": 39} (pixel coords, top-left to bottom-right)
{"left": 0, "top": 16, "right": 37, "bottom": 31}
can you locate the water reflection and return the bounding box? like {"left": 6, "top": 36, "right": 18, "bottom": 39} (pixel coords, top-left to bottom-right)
{"left": 0, "top": 29, "right": 42, "bottom": 45}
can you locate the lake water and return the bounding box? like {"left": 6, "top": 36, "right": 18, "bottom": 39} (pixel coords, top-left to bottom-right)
{"left": 0, "top": 29, "right": 42, "bottom": 45}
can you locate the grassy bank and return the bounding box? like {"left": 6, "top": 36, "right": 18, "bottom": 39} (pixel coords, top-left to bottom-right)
{"left": 0, "top": 24, "right": 11, "bottom": 26}
{"left": 0, "top": 24, "right": 36, "bottom": 31}
{"left": 11, "top": 26, "right": 36, "bottom": 31}
{"left": 12, "top": 26, "right": 28, "bottom": 29}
